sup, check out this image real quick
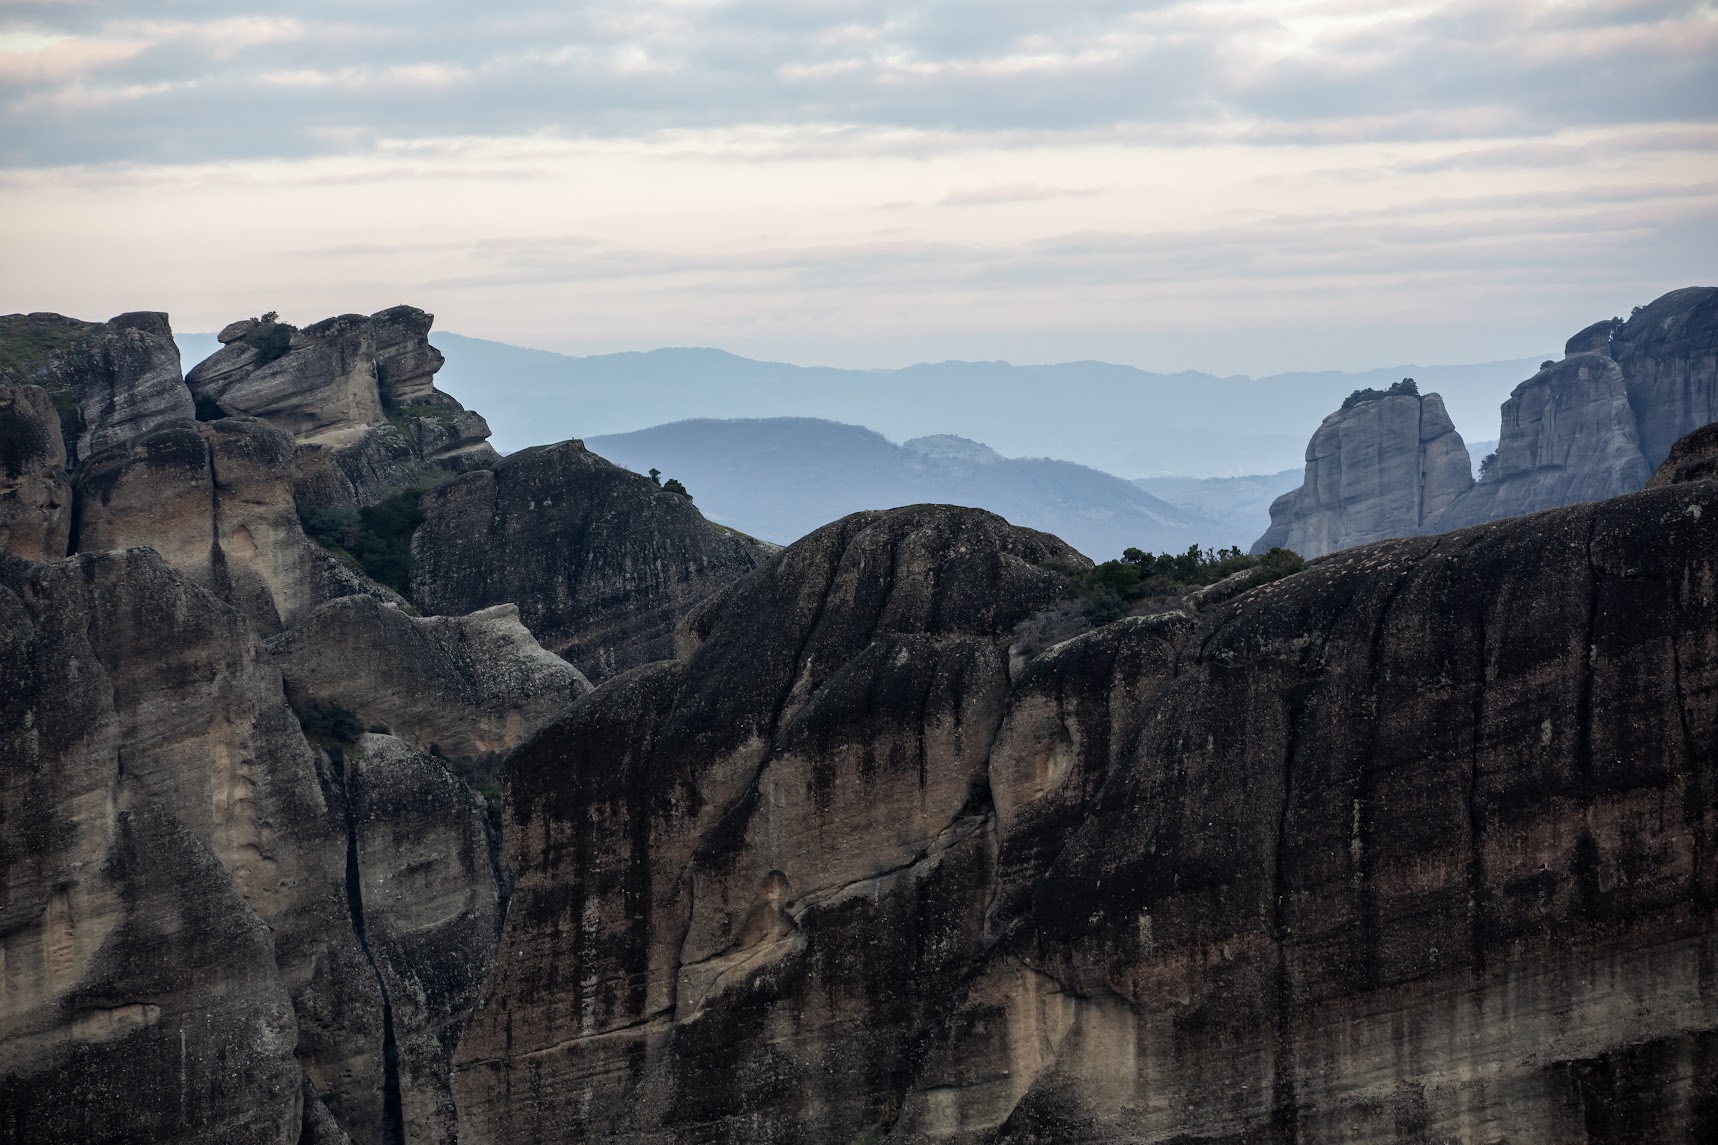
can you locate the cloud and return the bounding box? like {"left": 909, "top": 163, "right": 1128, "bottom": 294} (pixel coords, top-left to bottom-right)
{"left": 0, "top": 0, "right": 1711, "bottom": 166}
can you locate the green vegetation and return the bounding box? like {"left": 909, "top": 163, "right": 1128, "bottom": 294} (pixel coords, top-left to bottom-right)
{"left": 1062, "top": 544, "right": 1306, "bottom": 626}
{"left": 1540, "top": 360, "right": 1556, "bottom": 371}
{"left": 662, "top": 477, "right": 692, "bottom": 499}
{"left": 1479, "top": 450, "right": 1498, "bottom": 479}
{"left": 1341, "top": 376, "right": 1418, "bottom": 411}
{"left": 299, "top": 487, "right": 429, "bottom": 594}
{"left": 241, "top": 313, "right": 296, "bottom": 366}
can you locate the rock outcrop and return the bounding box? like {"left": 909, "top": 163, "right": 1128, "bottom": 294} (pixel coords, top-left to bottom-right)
{"left": 71, "top": 416, "right": 361, "bottom": 634}
{"left": 1255, "top": 285, "right": 1716, "bottom": 556}
{"left": 1647, "top": 419, "right": 1718, "bottom": 488}
{"left": 1251, "top": 388, "right": 1472, "bottom": 557}
{"left": 187, "top": 306, "right": 498, "bottom": 512}
{"left": 450, "top": 505, "right": 1087, "bottom": 1142}
{"left": 0, "top": 310, "right": 192, "bottom": 465}
{"left": 452, "top": 459, "right": 1717, "bottom": 1143}
{"left": 0, "top": 380, "right": 70, "bottom": 560}
{"left": 1613, "top": 285, "right": 1718, "bottom": 468}
{"left": 1430, "top": 353, "right": 1652, "bottom": 530}
{"left": 411, "top": 439, "right": 774, "bottom": 677}
{"left": 267, "top": 595, "right": 591, "bottom": 761}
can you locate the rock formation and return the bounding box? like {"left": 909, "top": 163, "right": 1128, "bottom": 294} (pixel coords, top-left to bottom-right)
{"left": 6, "top": 290, "right": 1715, "bottom": 1145}
{"left": 1251, "top": 388, "right": 1472, "bottom": 556}
{"left": 411, "top": 439, "right": 774, "bottom": 677}
{"left": 1255, "top": 285, "right": 1716, "bottom": 556}
{"left": 453, "top": 459, "right": 1717, "bottom": 1143}
{"left": 1429, "top": 353, "right": 1652, "bottom": 530}
{"left": 187, "top": 306, "right": 498, "bottom": 512}
{"left": 0, "top": 380, "right": 70, "bottom": 560}
{"left": 267, "top": 595, "right": 591, "bottom": 761}
{"left": 1613, "top": 285, "right": 1718, "bottom": 469}
{"left": 0, "top": 310, "right": 192, "bottom": 465}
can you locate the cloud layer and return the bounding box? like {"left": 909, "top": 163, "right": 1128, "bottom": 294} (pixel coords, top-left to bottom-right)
{"left": 3, "top": 1, "right": 1714, "bottom": 165}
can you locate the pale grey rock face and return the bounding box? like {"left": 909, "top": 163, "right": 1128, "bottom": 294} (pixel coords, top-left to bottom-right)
{"left": 73, "top": 417, "right": 327, "bottom": 633}
{"left": 346, "top": 734, "right": 503, "bottom": 1145}
{"left": 0, "top": 380, "right": 71, "bottom": 560}
{"left": 1251, "top": 391, "right": 1473, "bottom": 557}
{"left": 267, "top": 595, "right": 591, "bottom": 761}
{"left": 1565, "top": 316, "right": 1622, "bottom": 357}
{"left": 1434, "top": 353, "right": 1652, "bottom": 530}
{"left": 1612, "top": 285, "right": 1718, "bottom": 469}
{"left": 63, "top": 313, "right": 194, "bottom": 460}
{"left": 187, "top": 305, "right": 499, "bottom": 511}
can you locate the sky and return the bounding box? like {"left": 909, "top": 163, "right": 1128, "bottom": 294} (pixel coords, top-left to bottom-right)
{"left": 2, "top": 0, "right": 1714, "bottom": 376}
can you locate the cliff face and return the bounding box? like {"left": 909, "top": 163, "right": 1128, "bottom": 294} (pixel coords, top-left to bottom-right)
{"left": 452, "top": 447, "right": 1716, "bottom": 1143}
{"left": 1613, "top": 286, "right": 1718, "bottom": 469}
{"left": 411, "top": 439, "right": 774, "bottom": 677}
{"left": 1251, "top": 390, "right": 1472, "bottom": 557}
{"left": 1430, "top": 353, "right": 1653, "bottom": 530}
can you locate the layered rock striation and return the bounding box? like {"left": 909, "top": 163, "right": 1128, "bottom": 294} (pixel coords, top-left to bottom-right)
{"left": 188, "top": 306, "right": 499, "bottom": 513}
{"left": 411, "top": 439, "right": 774, "bottom": 677}
{"left": 1251, "top": 388, "right": 1472, "bottom": 556}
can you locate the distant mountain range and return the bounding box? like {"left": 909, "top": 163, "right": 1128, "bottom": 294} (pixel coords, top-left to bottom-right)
{"left": 587, "top": 417, "right": 1295, "bottom": 558}
{"left": 418, "top": 336, "right": 1543, "bottom": 478}
{"left": 170, "top": 330, "right": 1540, "bottom": 555}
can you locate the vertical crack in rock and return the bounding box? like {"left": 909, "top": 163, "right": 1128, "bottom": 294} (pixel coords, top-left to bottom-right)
{"left": 1669, "top": 611, "right": 1707, "bottom": 909}
{"left": 1271, "top": 682, "right": 1305, "bottom": 1145}
{"left": 1466, "top": 601, "right": 1490, "bottom": 975}
{"left": 334, "top": 750, "right": 406, "bottom": 1145}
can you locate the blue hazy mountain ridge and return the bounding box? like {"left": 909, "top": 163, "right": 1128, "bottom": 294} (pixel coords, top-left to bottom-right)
{"left": 421, "top": 333, "right": 1546, "bottom": 477}
{"left": 584, "top": 417, "right": 1231, "bottom": 560}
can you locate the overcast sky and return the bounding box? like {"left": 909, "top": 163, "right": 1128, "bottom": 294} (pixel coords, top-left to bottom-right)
{"left": 2, "top": 0, "right": 1714, "bottom": 374}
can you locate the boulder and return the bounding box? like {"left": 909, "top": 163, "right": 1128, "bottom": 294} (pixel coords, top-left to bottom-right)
{"left": 411, "top": 439, "right": 774, "bottom": 677}
{"left": 1251, "top": 390, "right": 1472, "bottom": 557}
{"left": 0, "top": 380, "right": 71, "bottom": 560}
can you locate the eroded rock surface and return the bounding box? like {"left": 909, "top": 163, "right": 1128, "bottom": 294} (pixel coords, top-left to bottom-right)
{"left": 0, "top": 380, "right": 70, "bottom": 560}
{"left": 455, "top": 460, "right": 1717, "bottom": 1143}
{"left": 1613, "top": 285, "right": 1718, "bottom": 468}
{"left": 186, "top": 306, "right": 498, "bottom": 511}
{"left": 1255, "top": 285, "right": 1717, "bottom": 555}
{"left": 412, "top": 439, "right": 774, "bottom": 677}
{"left": 1251, "top": 390, "right": 1472, "bottom": 557}
{"left": 1432, "top": 352, "right": 1652, "bottom": 530}
{"left": 0, "top": 310, "right": 192, "bottom": 465}
{"left": 451, "top": 506, "right": 1085, "bottom": 1142}
{"left": 72, "top": 417, "right": 341, "bottom": 633}
{"left": 267, "top": 595, "right": 591, "bottom": 760}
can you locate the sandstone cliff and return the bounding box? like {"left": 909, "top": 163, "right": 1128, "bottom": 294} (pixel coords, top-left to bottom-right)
{"left": 411, "top": 439, "right": 774, "bottom": 677}
{"left": 1251, "top": 387, "right": 1472, "bottom": 556}
{"left": 452, "top": 444, "right": 1716, "bottom": 1143}
{"left": 1430, "top": 353, "right": 1652, "bottom": 530}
